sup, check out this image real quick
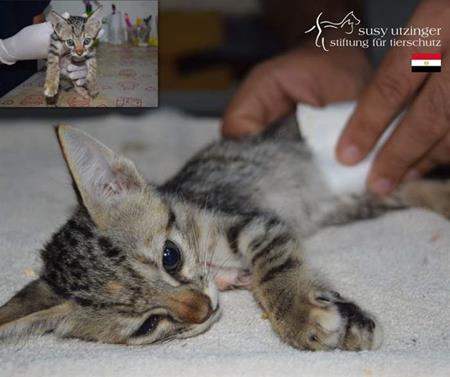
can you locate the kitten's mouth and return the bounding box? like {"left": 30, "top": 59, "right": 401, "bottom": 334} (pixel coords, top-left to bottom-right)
{"left": 209, "top": 305, "right": 221, "bottom": 320}
{"left": 71, "top": 55, "right": 86, "bottom": 62}
{"left": 199, "top": 304, "right": 221, "bottom": 328}
{"left": 177, "top": 305, "right": 222, "bottom": 340}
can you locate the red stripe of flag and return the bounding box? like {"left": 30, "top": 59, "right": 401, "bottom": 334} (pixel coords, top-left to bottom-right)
{"left": 411, "top": 53, "right": 441, "bottom": 60}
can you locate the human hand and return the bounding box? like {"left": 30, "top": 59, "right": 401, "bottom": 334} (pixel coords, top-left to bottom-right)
{"left": 60, "top": 55, "right": 87, "bottom": 86}
{"left": 336, "top": 0, "right": 450, "bottom": 195}
{"left": 0, "top": 21, "right": 53, "bottom": 65}
{"left": 222, "top": 46, "right": 372, "bottom": 138}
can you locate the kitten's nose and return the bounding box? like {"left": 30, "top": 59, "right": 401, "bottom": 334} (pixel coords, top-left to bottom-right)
{"left": 75, "top": 48, "right": 84, "bottom": 56}
{"left": 166, "top": 289, "right": 213, "bottom": 324}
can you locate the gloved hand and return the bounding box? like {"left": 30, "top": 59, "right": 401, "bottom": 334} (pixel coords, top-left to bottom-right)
{"left": 60, "top": 55, "right": 87, "bottom": 86}
{"left": 0, "top": 21, "right": 53, "bottom": 65}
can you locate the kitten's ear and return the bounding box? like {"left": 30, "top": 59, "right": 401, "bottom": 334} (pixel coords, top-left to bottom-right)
{"left": 56, "top": 125, "right": 146, "bottom": 225}
{"left": 47, "top": 11, "right": 70, "bottom": 38}
{"left": 0, "top": 279, "right": 70, "bottom": 339}
{"left": 47, "top": 10, "right": 67, "bottom": 26}
{"left": 86, "top": 5, "right": 103, "bottom": 36}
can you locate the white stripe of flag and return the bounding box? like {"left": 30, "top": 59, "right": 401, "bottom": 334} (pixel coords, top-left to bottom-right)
{"left": 411, "top": 59, "right": 441, "bottom": 67}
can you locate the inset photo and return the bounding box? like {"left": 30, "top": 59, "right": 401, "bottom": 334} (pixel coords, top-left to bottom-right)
{"left": 0, "top": 0, "right": 158, "bottom": 107}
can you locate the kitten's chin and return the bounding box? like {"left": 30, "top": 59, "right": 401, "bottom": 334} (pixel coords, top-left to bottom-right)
{"left": 70, "top": 54, "right": 87, "bottom": 62}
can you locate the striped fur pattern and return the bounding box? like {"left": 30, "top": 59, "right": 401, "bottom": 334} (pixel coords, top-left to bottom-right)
{"left": 1, "top": 125, "right": 449, "bottom": 350}
{"left": 44, "top": 7, "right": 103, "bottom": 103}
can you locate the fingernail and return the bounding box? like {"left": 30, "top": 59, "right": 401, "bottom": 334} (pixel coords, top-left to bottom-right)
{"left": 403, "top": 169, "right": 421, "bottom": 182}
{"left": 339, "top": 145, "right": 362, "bottom": 165}
{"left": 371, "top": 178, "right": 393, "bottom": 195}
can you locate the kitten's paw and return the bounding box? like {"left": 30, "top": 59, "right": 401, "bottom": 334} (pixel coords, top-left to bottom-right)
{"left": 89, "top": 89, "right": 99, "bottom": 99}
{"left": 44, "top": 84, "right": 59, "bottom": 101}
{"left": 274, "top": 289, "right": 382, "bottom": 351}
{"left": 87, "top": 85, "right": 99, "bottom": 98}
{"left": 302, "top": 290, "right": 382, "bottom": 351}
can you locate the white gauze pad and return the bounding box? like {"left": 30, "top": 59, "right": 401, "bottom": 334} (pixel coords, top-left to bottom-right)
{"left": 296, "top": 101, "right": 398, "bottom": 195}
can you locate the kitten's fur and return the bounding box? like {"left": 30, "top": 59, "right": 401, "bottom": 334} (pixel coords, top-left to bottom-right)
{"left": 0, "top": 125, "right": 449, "bottom": 351}
{"left": 44, "top": 7, "right": 103, "bottom": 104}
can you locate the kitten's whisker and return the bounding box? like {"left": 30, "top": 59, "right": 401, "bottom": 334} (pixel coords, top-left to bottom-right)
{"left": 211, "top": 255, "right": 233, "bottom": 280}
{"left": 192, "top": 214, "right": 202, "bottom": 275}
{"left": 197, "top": 193, "right": 214, "bottom": 279}
{"left": 203, "top": 219, "right": 213, "bottom": 278}
{"left": 206, "top": 228, "right": 218, "bottom": 279}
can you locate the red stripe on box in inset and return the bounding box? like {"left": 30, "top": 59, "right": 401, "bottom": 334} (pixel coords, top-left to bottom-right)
{"left": 411, "top": 53, "right": 442, "bottom": 60}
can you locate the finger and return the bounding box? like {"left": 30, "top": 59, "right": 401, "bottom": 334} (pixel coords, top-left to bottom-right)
{"left": 404, "top": 159, "right": 436, "bottom": 180}
{"left": 405, "top": 131, "right": 450, "bottom": 178}
{"left": 67, "top": 64, "right": 86, "bottom": 73}
{"left": 69, "top": 70, "right": 87, "bottom": 80}
{"left": 367, "top": 57, "right": 450, "bottom": 194}
{"left": 75, "top": 79, "right": 86, "bottom": 86}
{"left": 336, "top": 3, "right": 441, "bottom": 165}
{"left": 337, "top": 51, "right": 429, "bottom": 165}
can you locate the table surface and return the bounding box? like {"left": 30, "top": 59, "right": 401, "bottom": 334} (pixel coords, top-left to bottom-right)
{"left": 0, "top": 44, "right": 158, "bottom": 107}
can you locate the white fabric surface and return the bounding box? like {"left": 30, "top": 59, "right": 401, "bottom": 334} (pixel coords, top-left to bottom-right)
{"left": 297, "top": 101, "right": 399, "bottom": 195}
{"left": 0, "top": 109, "right": 449, "bottom": 377}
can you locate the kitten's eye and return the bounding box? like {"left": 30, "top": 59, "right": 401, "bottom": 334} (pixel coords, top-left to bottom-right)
{"left": 162, "top": 240, "right": 182, "bottom": 273}
{"left": 132, "top": 315, "right": 160, "bottom": 337}
{"left": 66, "top": 39, "right": 74, "bottom": 47}
{"left": 84, "top": 38, "right": 91, "bottom": 45}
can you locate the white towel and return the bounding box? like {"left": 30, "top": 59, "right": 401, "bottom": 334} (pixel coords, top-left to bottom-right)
{"left": 297, "top": 101, "right": 399, "bottom": 194}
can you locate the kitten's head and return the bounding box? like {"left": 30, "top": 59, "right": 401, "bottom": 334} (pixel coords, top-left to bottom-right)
{"left": 0, "top": 126, "right": 220, "bottom": 345}
{"left": 48, "top": 6, "right": 103, "bottom": 59}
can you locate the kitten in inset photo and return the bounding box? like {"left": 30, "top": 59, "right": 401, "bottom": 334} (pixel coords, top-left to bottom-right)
{"left": 0, "top": 125, "right": 448, "bottom": 350}
{"left": 44, "top": 6, "right": 103, "bottom": 104}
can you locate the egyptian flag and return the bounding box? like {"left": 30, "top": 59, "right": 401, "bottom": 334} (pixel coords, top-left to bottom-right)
{"left": 411, "top": 53, "right": 441, "bottom": 72}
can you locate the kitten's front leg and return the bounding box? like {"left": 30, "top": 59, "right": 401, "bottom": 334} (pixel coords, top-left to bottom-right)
{"left": 44, "top": 37, "right": 62, "bottom": 103}
{"left": 74, "top": 86, "right": 90, "bottom": 99}
{"left": 85, "top": 55, "right": 99, "bottom": 98}
{"left": 232, "top": 217, "right": 382, "bottom": 351}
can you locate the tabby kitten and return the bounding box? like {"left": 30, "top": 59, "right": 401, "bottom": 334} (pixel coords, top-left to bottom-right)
{"left": 0, "top": 125, "right": 449, "bottom": 350}
{"left": 44, "top": 7, "right": 103, "bottom": 103}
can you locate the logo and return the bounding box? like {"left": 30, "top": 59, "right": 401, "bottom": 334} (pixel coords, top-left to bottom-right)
{"left": 305, "top": 11, "right": 361, "bottom": 51}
